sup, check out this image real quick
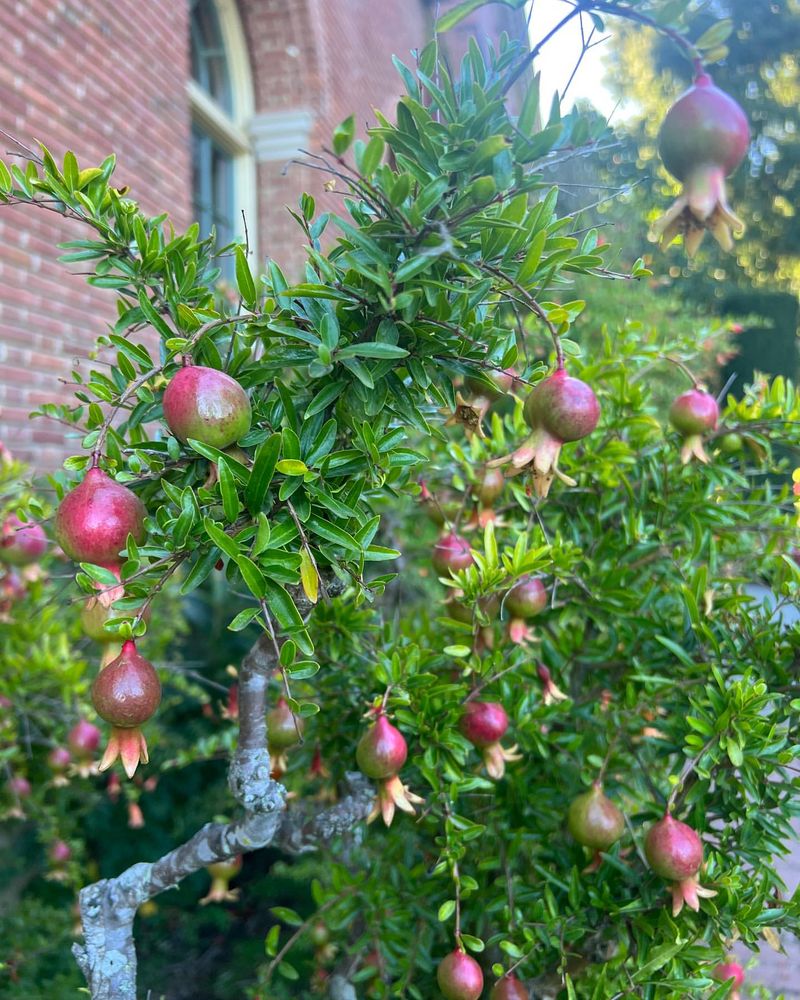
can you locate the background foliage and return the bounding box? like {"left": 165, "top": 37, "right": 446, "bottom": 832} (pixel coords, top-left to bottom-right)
{"left": 1, "top": 3, "right": 800, "bottom": 998}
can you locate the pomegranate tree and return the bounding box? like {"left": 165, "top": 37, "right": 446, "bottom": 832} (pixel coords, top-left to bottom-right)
{"left": 655, "top": 73, "right": 750, "bottom": 256}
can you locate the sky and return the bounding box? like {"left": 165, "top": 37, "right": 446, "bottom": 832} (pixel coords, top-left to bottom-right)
{"left": 525, "top": 0, "right": 617, "bottom": 118}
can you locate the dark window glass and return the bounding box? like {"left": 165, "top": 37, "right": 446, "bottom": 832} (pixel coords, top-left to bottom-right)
{"left": 190, "top": 0, "right": 232, "bottom": 113}
{"left": 192, "top": 124, "right": 235, "bottom": 275}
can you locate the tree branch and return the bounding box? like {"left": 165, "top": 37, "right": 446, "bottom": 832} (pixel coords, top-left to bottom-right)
{"left": 72, "top": 622, "right": 371, "bottom": 1000}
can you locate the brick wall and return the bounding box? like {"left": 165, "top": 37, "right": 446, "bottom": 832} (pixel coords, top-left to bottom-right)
{"left": 0, "top": 0, "right": 527, "bottom": 471}
{"left": 0, "top": 0, "right": 191, "bottom": 471}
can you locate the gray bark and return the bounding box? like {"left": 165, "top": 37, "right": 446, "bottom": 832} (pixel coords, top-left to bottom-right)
{"left": 73, "top": 628, "right": 371, "bottom": 999}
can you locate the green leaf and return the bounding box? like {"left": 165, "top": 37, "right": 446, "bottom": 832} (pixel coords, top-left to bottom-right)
{"left": 227, "top": 607, "right": 261, "bottom": 632}
{"left": 276, "top": 459, "right": 308, "bottom": 476}
{"left": 235, "top": 245, "right": 257, "bottom": 309}
{"left": 218, "top": 459, "right": 240, "bottom": 523}
{"left": 236, "top": 555, "right": 267, "bottom": 598}
{"left": 332, "top": 115, "right": 356, "bottom": 155}
{"left": 436, "top": 0, "right": 509, "bottom": 33}
{"left": 359, "top": 135, "right": 385, "bottom": 177}
{"left": 437, "top": 900, "right": 456, "bottom": 921}
{"left": 337, "top": 342, "right": 409, "bottom": 360}
{"left": 270, "top": 906, "right": 303, "bottom": 927}
{"left": 203, "top": 518, "right": 240, "bottom": 560}
{"left": 246, "top": 433, "right": 281, "bottom": 515}
{"left": 263, "top": 580, "right": 304, "bottom": 631}
{"left": 306, "top": 514, "right": 361, "bottom": 552}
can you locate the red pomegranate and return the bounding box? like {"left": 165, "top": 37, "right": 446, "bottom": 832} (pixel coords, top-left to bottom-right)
{"left": 567, "top": 782, "right": 625, "bottom": 853}
{"left": 490, "top": 974, "right": 529, "bottom": 999}
{"left": 49, "top": 839, "right": 72, "bottom": 865}
{"left": 356, "top": 714, "right": 421, "bottom": 825}
{"left": 505, "top": 576, "right": 547, "bottom": 619}
{"left": 8, "top": 775, "right": 31, "bottom": 798}
{"left": 0, "top": 515, "right": 47, "bottom": 566}
{"left": 437, "top": 948, "right": 484, "bottom": 1000}
{"left": 68, "top": 719, "right": 101, "bottom": 760}
{"left": 163, "top": 364, "right": 252, "bottom": 449}
{"left": 714, "top": 960, "right": 744, "bottom": 998}
{"left": 91, "top": 640, "right": 161, "bottom": 778}
{"left": 460, "top": 701, "right": 520, "bottom": 780}
{"left": 55, "top": 467, "right": 146, "bottom": 568}
{"left": 48, "top": 747, "right": 72, "bottom": 774}
{"left": 490, "top": 369, "right": 599, "bottom": 497}
{"left": 432, "top": 533, "right": 474, "bottom": 576}
{"left": 655, "top": 73, "right": 749, "bottom": 256}
{"left": 645, "top": 812, "right": 717, "bottom": 916}
{"left": 669, "top": 388, "right": 719, "bottom": 464}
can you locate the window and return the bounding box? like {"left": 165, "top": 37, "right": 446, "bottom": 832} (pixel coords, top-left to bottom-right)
{"left": 188, "top": 0, "right": 255, "bottom": 272}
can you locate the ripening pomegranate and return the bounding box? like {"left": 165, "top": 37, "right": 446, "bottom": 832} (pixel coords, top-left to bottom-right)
{"left": 49, "top": 840, "right": 72, "bottom": 865}
{"left": 162, "top": 364, "right": 252, "bottom": 449}
{"left": 200, "top": 854, "right": 242, "bottom": 905}
{"left": 55, "top": 467, "right": 146, "bottom": 568}
{"left": 506, "top": 576, "right": 547, "bottom": 619}
{"left": 432, "top": 533, "right": 474, "bottom": 576}
{"left": 8, "top": 775, "right": 31, "bottom": 798}
{"left": 476, "top": 467, "right": 505, "bottom": 507}
{"left": 356, "top": 714, "right": 422, "bottom": 825}
{"left": 714, "top": 960, "right": 744, "bottom": 999}
{"left": 490, "top": 974, "right": 529, "bottom": 999}
{"left": 464, "top": 367, "right": 516, "bottom": 400}
{"left": 48, "top": 747, "right": 72, "bottom": 779}
{"left": 669, "top": 388, "right": 719, "bottom": 464}
{"left": 655, "top": 73, "right": 750, "bottom": 256}
{"left": 459, "top": 701, "right": 521, "bottom": 779}
{"left": 567, "top": 782, "right": 625, "bottom": 855}
{"left": 91, "top": 640, "right": 161, "bottom": 778}
{"left": 490, "top": 369, "right": 599, "bottom": 497}
{"left": 645, "top": 812, "right": 717, "bottom": 916}
{"left": 437, "top": 948, "right": 484, "bottom": 1000}
{"left": 267, "top": 696, "right": 304, "bottom": 776}
{"left": 0, "top": 515, "right": 47, "bottom": 566}
{"left": 68, "top": 719, "right": 101, "bottom": 760}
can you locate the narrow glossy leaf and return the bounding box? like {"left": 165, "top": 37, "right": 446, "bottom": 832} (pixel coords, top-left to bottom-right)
{"left": 246, "top": 433, "right": 281, "bottom": 515}
{"left": 300, "top": 546, "right": 319, "bottom": 604}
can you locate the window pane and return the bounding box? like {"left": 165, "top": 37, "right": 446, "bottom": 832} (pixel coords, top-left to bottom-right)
{"left": 190, "top": 0, "right": 232, "bottom": 114}
{"left": 191, "top": 122, "right": 235, "bottom": 279}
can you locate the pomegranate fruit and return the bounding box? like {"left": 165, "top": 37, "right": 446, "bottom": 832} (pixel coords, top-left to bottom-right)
{"left": 459, "top": 701, "right": 521, "bottom": 779}
{"left": 714, "top": 960, "right": 744, "bottom": 998}
{"left": 655, "top": 73, "right": 750, "bottom": 256}
{"left": 8, "top": 775, "right": 31, "bottom": 798}
{"left": 49, "top": 839, "right": 72, "bottom": 865}
{"left": 567, "top": 782, "right": 625, "bottom": 853}
{"left": 55, "top": 467, "right": 146, "bottom": 569}
{"left": 433, "top": 533, "right": 474, "bottom": 576}
{"left": 267, "top": 696, "right": 304, "bottom": 776}
{"left": 68, "top": 719, "right": 101, "bottom": 760}
{"left": 490, "top": 369, "right": 599, "bottom": 497}
{"left": 477, "top": 466, "right": 505, "bottom": 507}
{"left": 48, "top": 747, "right": 72, "bottom": 781}
{"left": 200, "top": 854, "right": 242, "bottom": 905}
{"left": 91, "top": 640, "right": 161, "bottom": 778}
{"left": 437, "top": 948, "right": 484, "bottom": 1000}
{"left": 464, "top": 366, "right": 516, "bottom": 400}
{"left": 645, "top": 812, "right": 717, "bottom": 915}
{"left": 506, "top": 576, "right": 547, "bottom": 619}
{"left": 490, "top": 974, "right": 529, "bottom": 999}
{"left": 162, "top": 364, "right": 251, "bottom": 449}
{"left": 0, "top": 514, "right": 47, "bottom": 566}
{"left": 356, "top": 714, "right": 422, "bottom": 825}
{"left": 669, "top": 388, "right": 719, "bottom": 464}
